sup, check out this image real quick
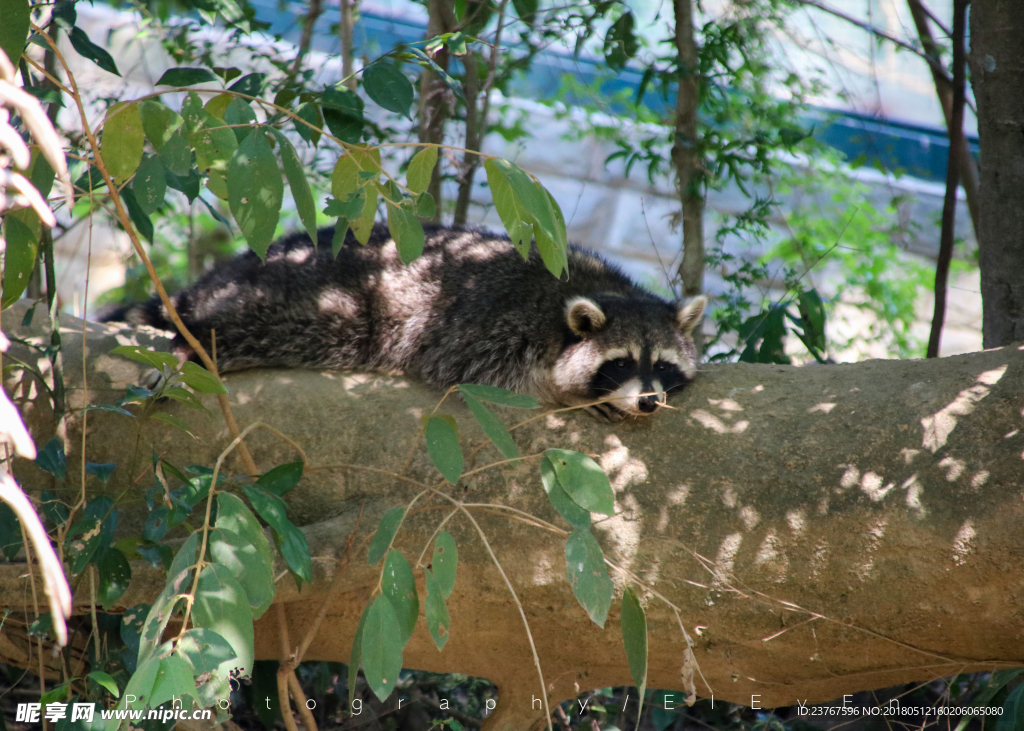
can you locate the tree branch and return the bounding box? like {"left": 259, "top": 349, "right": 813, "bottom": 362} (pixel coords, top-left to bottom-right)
{"left": 926, "top": 0, "right": 968, "bottom": 358}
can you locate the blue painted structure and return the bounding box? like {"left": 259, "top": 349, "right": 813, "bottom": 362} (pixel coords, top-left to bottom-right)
{"left": 248, "top": 0, "right": 978, "bottom": 183}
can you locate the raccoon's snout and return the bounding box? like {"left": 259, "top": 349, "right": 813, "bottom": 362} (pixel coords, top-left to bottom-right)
{"left": 638, "top": 394, "right": 661, "bottom": 413}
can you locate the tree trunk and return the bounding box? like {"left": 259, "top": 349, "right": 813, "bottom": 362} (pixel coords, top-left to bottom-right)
{"left": 671, "top": 0, "right": 705, "bottom": 352}
{"left": 4, "top": 305, "right": 1024, "bottom": 730}
{"left": 969, "top": 1, "right": 1024, "bottom": 347}
{"left": 418, "top": 0, "right": 457, "bottom": 220}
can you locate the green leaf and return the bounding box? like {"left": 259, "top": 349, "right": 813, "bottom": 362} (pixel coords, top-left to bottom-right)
{"left": 40, "top": 491, "right": 69, "bottom": 527}
{"left": 797, "top": 289, "right": 827, "bottom": 354}
{"left": 228, "top": 128, "right": 284, "bottom": 259}
{"left": 174, "top": 628, "right": 237, "bottom": 675}
{"left": 1, "top": 210, "right": 41, "bottom": 308}
{"left": 193, "top": 563, "right": 255, "bottom": 678}
{"left": 406, "top": 147, "right": 437, "bottom": 194}
{"left": 458, "top": 384, "right": 538, "bottom": 408}
{"left": 109, "top": 656, "right": 160, "bottom": 726}
{"left": 0, "top": 0, "right": 30, "bottom": 72}
{"left": 367, "top": 507, "right": 404, "bottom": 565}
{"left": 120, "top": 187, "right": 154, "bottom": 244}
{"left": 415, "top": 192, "right": 436, "bottom": 219}
{"left": 322, "top": 108, "right": 364, "bottom": 143}
{"left": 999, "top": 684, "right": 1024, "bottom": 731}
{"left": 102, "top": 102, "right": 143, "bottom": 184}
{"left": 255, "top": 461, "right": 304, "bottom": 497}
{"left": 215, "top": 492, "right": 276, "bottom": 617}
{"left": 209, "top": 525, "right": 275, "bottom": 619}
{"left": 120, "top": 603, "right": 148, "bottom": 672}
{"left": 424, "top": 567, "right": 451, "bottom": 650}
{"left": 86, "top": 462, "right": 117, "bottom": 483}
{"left": 293, "top": 101, "right": 323, "bottom": 146}
{"left": 83, "top": 496, "right": 118, "bottom": 552}
{"left": 191, "top": 110, "right": 238, "bottom": 200}
{"left": 352, "top": 185, "right": 378, "bottom": 244}
{"left": 484, "top": 158, "right": 534, "bottom": 258}
{"left": 68, "top": 26, "right": 120, "bottom": 76}
{"left": 323, "top": 191, "right": 365, "bottom": 219}
{"left": 151, "top": 652, "right": 197, "bottom": 709}
{"left": 603, "top": 11, "right": 638, "bottom": 72}
{"left": 511, "top": 0, "right": 537, "bottom": 25}
{"left": 565, "top": 528, "right": 614, "bottom": 628}
{"left": 0, "top": 502, "right": 23, "bottom": 560}
{"left": 405, "top": 46, "right": 466, "bottom": 103}
{"left": 322, "top": 86, "right": 364, "bottom": 117}
{"left": 271, "top": 130, "right": 318, "bottom": 247}
{"left": 545, "top": 449, "right": 615, "bottom": 516}
{"left": 157, "top": 67, "right": 218, "bottom": 86}
{"left": 64, "top": 518, "right": 104, "bottom": 575}
{"left": 142, "top": 506, "right": 169, "bottom": 543}
{"left": 88, "top": 671, "right": 120, "bottom": 698}
{"left": 382, "top": 550, "right": 418, "bottom": 643}
{"left": 24, "top": 86, "right": 61, "bottom": 110}
{"left": 166, "top": 167, "right": 201, "bottom": 203}
{"left": 425, "top": 416, "right": 463, "bottom": 484}
{"left": 321, "top": 87, "right": 365, "bottom": 143}
{"left": 242, "top": 486, "right": 312, "bottom": 587}
{"left": 110, "top": 345, "right": 179, "bottom": 370}
{"left": 150, "top": 412, "right": 198, "bottom": 439}
{"left": 332, "top": 147, "right": 379, "bottom": 199}
{"left": 387, "top": 201, "right": 424, "bottom": 264}
{"left": 96, "top": 547, "right": 132, "bottom": 608}
{"left": 484, "top": 158, "right": 567, "bottom": 276}
{"left": 431, "top": 531, "right": 457, "bottom": 599}
{"left": 28, "top": 612, "right": 52, "bottom": 639}
{"left": 459, "top": 390, "right": 519, "bottom": 460}
{"left": 540, "top": 455, "right": 590, "bottom": 529}
{"left": 955, "top": 671, "right": 1024, "bottom": 731}
{"left": 332, "top": 220, "right": 350, "bottom": 256}
{"left": 227, "top": 72, "right": 266, "bottom": 96}
{"left": 161, "top": 386, "right": 209, "bottom": 411}
{"left": 34, "top": 437, "right": 66, "bottom": 479}
{"left": 361, "top": 594, "right": 404, "bottom": 701}
{"left": 651, "top": 691, "right": 680, "bottom": 730}
{"left": 137, "top": 534, "right": 197, "bottom": 666}
{"left": 362, "top": 62, "right": 414, "bottom": 118}
{"left": 223, "top": 98, "right": 257, "bottom": 142}
{"left": 620, "top": 587, "right": 648, "bottom": 689}
{"left": 39, "top": 681, "right": 71, "bottom": 705}
{"left": 132, "top": 155, "right": 167, "bottom": 214}
{"left": 139, "top": 101, "right": 191, "bottom": 176}
{"left": 349, "top": 600, "right": 371, "bottom": 709}
{"left": 179, "top": 361, "right": 227, "bottom": 394}
{"left": 181, "top": 91, "right": 205, "bottom": 134}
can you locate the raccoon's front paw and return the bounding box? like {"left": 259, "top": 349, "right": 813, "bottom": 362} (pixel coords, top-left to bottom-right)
{"left": 585, "top": 403, "right": 626, "bottom": 423}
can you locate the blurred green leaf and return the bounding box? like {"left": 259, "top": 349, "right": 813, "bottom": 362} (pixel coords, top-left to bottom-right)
{"left": 425, "top": 416, "right": 462, "bottom": 484}
{"left": 228, "top": 128, "right": 283, "bottom": 259}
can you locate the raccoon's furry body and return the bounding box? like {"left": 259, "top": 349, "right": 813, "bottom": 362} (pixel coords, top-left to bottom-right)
{"left": 105, "top": 224, "right": 706, "bottom": 420}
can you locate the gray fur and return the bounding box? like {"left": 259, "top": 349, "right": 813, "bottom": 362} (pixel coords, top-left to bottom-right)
{"left": 104, "top": 224, "right": 705, "bottom": 418}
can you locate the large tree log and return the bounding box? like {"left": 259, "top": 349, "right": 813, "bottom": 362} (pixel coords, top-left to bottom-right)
{"left": 3, "top": 304, "right": 1024, "bottom": 730}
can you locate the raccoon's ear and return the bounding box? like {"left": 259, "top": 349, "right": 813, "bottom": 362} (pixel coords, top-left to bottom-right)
{"left": 566, "top": 297, "right": 607, "bottom": 336}
{"left": 677, "top": 295, "right": 707, "bottom": 336}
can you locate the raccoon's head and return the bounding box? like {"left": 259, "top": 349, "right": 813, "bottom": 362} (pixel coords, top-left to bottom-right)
{"left": 552, "top": 294, "right": 707, "bottom": 420}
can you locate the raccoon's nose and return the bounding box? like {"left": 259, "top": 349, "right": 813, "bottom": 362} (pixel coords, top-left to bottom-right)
{"left": 638, "top": 395, "right": 660, "bottom": 413}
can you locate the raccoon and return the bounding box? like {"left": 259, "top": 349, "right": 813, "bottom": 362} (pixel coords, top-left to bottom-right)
{"left": 104, "top": 224, "right": 706, "bottom": 422}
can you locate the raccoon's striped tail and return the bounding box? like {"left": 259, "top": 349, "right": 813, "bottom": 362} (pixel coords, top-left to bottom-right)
{"left": 97, "top": 298, "right": 172, "bottom": 331}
